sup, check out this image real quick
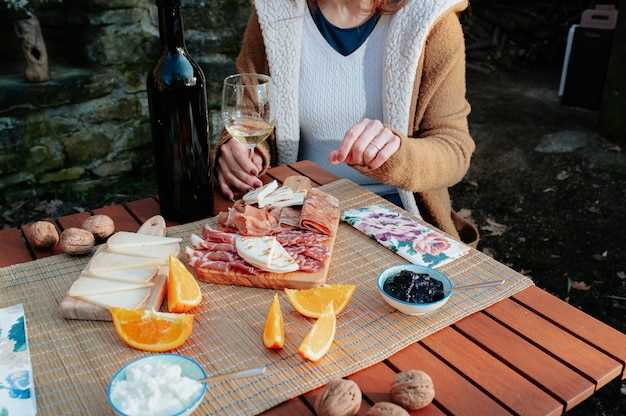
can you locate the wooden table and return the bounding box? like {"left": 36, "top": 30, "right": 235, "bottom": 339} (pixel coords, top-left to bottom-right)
{"left": 1, "top": 160, "right": 625, "bottom": 416}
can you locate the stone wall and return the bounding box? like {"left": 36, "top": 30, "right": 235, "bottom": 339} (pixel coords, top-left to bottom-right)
{"left": 0, "top": 0, "right": 250, "bottom": 200}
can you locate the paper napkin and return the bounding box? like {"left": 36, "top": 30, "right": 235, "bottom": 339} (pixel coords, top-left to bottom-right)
{"left": 0, "top": 304, "right": 36, "bottom": 416}
{"left": 342, "top": 205, "right": 470, "bottom": 268}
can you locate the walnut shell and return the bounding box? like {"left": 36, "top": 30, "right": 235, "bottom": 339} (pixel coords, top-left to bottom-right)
{"left": 315, "top": 379, "right": 362, "bottom": 416}
{"left": 390, "top": 370, "right": 435, "bottom": 410}
{"left": 365, "top": 402, "right": 408, "bottom": 416}
{"left": 29, "top": 221, "right": 59, "bottom": 248}
{"left": 81, "top": 215, "right": 115, "bottom": 240}
{"left": 59, "top": 228, "right": 95, "bottom": 255}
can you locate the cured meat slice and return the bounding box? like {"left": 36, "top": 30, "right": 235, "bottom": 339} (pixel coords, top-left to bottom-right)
{"left": 190, "top": 234, "right": 236, "bottom": 252}
{"left": 294, "top": 255, "right": 322, "bottom": 272}
{"left": 230, "top": 260, "right": 260, "bottom": 275}
{"left": 302, "top": 246, "right": 329, "bottom": 262}
{"left": 194, "top": 260, "right": 259, "bottom": 276}
{"left": 233, "top": 205, "right": 280, "bottom": 236}
{"left": 279, "top": 207, "right": 301, "bottom": 227}
{"left": 185, "top": 247, "right": 239, "bottom": 263}
{"left": 275, "top": 230, "right": 328, "bottom": 247}
{"left": 299, "top": 188, "right": 340, "bottom": 236}
{"left": 202, "top": 225, "right": 237, "bottom": 244}
{"left": 284, "top": 245, "right": 306, "bottom": 256}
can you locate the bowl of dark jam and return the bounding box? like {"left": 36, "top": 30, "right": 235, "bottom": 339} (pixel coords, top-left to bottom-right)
{"left": 377, "top": 265, "right": 452, "bottom": 315}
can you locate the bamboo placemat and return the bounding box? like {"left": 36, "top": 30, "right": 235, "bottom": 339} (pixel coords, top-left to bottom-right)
{"left": 0, "top": 179, "right": 533, "bottom": 415}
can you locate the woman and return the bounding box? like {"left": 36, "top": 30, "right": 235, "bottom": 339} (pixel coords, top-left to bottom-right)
{"left": 216, "top": 0, "right": 478, "bottom": 245}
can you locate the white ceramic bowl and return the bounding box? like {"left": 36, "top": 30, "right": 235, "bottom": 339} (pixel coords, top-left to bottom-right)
{"left": 377, "top": 264, "right": 453, "bottom": 316}
{"left": 107, "top": 354, "right": 207, "bottom": 416}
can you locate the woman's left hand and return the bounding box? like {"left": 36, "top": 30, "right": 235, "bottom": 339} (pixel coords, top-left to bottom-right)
{"left": 329, "top": 118, "right": 400, "bottom": 170}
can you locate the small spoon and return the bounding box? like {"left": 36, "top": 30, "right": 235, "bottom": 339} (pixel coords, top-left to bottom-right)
{"left": 197, "top": 365, "right": 267, "bottom": 384}
{"left": 453, "top": 279, "right": 506, "bottom": 291}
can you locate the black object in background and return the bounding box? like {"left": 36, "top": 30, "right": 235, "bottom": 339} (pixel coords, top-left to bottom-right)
{"left": 147, "top": 0, "right": 213, "bottom": 222}
{"left": 559, "top": 5, "right": 618, "bottom": 110}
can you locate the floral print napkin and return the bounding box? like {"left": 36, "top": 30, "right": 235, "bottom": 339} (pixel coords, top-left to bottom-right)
{"left": 0, "top": 304, "right": 36, "bottom": 416}
{"left": 342, "top": 205, "right": 470, "bottom": 268}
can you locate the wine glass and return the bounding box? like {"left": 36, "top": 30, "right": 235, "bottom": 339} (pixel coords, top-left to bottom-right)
{"left": 221, "top": 74, "right": 274, "bottom": 159}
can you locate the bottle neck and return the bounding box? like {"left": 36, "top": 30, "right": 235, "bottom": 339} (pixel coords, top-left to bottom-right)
{"left": 158, "top": 6, "right": 186, "bottom": 51}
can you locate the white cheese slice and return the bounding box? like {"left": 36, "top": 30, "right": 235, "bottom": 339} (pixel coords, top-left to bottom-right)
{"left": 83, "top": 265, "right": 158, "bottom": 283}
{"left": 75, "top": 287, "right": 151, "bottom": 309}
{"left": 107, "top": 231, "right": 182, "bottom": 249}
{"left": 243, "top": 180, "right": 278, "bottom": 204}
{"left": 259, "top": 192, "right": 305, "bottom": 208}
{"left": 105, "top": 243, "right": 179, "bottom": 263}
{"left": 88, "top": 252, "right": 164, "bottom": 273}
{"left": 236, "top": 236, "right": 299, "bottom": 273}
{"left": 68, "top": 276, "right": 153, "bottom": 297}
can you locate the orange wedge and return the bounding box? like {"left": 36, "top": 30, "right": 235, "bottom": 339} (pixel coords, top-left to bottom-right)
{"left": 111, "top": 308, "right": 193, "bottom": 352}
{"left": 167, "top": 256, "right": 202, "bottom": 313}
{"left": 298, "top": 302, "right": 336, "bottom": 362}
{"left": 285, "top": 284, "right": 355, "bottom": 318}
{"left": 263, "top": 294, "right": 285, "bottom": 350}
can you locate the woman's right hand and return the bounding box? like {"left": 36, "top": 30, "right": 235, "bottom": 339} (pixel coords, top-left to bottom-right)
{"left": 217, "top": 138, "right": 263, "bottom": 200}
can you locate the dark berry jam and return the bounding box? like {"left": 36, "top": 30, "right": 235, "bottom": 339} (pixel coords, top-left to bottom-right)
{"left": 383, "top": 270, "right": 445, "bottom": 303}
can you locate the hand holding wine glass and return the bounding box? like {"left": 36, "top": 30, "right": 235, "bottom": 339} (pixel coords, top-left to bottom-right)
{"left": 218, "top": 73, "right": 274, "bottom": 200}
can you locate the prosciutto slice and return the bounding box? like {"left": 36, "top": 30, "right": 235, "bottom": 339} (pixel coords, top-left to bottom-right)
{"left": 299, "top": 189, "right": 340, "bottom": 236}
{"left": 190, "top": 234, "right": 236, "bottom": 252}
{"left": 185, "top": 247, "right": 239, "bottom": 263}
{"left": 202, "top": 225, "right": 237, "bottom": 245}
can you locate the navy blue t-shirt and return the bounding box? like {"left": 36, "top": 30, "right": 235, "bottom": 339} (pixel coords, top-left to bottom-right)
{"left": 309, "top": 5, "right": 381, "bottom": 56}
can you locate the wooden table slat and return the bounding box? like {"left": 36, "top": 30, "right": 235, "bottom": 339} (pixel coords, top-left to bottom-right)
{"left": 0, "top": 228, "right": 33, "bottom": 266}
{"left": 21, "top": 220, "right": 63, "bottom": 259}
{"left": 124, "top": 198, "right": 166, "bottom": 225}
{"left": 454, "top": 312, "right": 595, "bottom": 410}
{"left": 93, "top": 205, "right": 141, "bottom": 232}
{"left": 260, "top": 397, "right": 315, "bottom": 416}
{"left": 514, "top": 286, "right": 626, "bottom": 378}
{"left": 56, "top": 212, "right": 92, "bottom": 230}
{"left": 421, "top": 327, "right": 563, "bottom": 416}
{"left": 289, "top": 160, "right": 340, "bottom": 185}
{"left": 485, "top": 298, "right": 623, "bottom": 388}
{"left": 387, "top": 342, "right": 512, "bottom": 416}
{"left": 266, "top": 165, "right": 304, "bottom": 184}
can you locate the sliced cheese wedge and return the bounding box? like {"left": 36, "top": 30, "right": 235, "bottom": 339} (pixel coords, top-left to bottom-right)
{"left": 236, "top": 236, "right": 299, "bottom": 273}
{"left": 68, "top": 276, "right": 153, "bottom": 297}
{"left": 75, "top": 287, "right": 151, "bottom": 309}
{"left": 107, "top": 231, "right": 182, "bottom": 249}
{"left": 106, "top": 243, "right": 179, "bottom": 263}
{"left": 83, "top": 265, "right": 158, "bottom": 283}
{"left": 89, "top": 252, "right": 164, "bottom": 273}
{"left": 243, "top": 180, "right": 278, "bottom": 204}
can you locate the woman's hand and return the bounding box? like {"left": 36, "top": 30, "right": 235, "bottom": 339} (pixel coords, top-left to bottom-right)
{"left": 217, "top": 138, "right": 264, "bottom": 200}
{"left": 329, "top": 119, "right": 400, "bottom": 170}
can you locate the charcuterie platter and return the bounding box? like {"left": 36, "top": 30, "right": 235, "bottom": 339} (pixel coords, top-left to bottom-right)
{"left": 186, "top": 177, "right": 340, "bottom": 289}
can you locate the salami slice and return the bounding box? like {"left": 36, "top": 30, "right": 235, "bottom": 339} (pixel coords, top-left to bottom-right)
{"left": 294, "top": 255, "right": 322, "bottom": 272}
{"left": 303, "top": 246, "right": 329, "bottom": 262}
{"left": 299, "top": 188, "right": 340, "bottom": 236}
{"left": 202, "top": 225, "right": 237, "bottom": 244}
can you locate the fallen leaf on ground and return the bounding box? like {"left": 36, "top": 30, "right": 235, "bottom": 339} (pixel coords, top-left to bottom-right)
{"left": 556, "top": 170, "right": 570, "bottom": 181}
{"left": 608, "top": 144, "right": 622, "bottom": 153}
{"left": 481, "top": 218, "right": 508, "bottom": 236}
{"left": 570, "top": 280, "right": 591, "bottom": 291}
{"left": 617, "top": 271, "right": 626, "bottom": 280}
{"left": 592, "top": 251, "right": 608, "bottom": 261}
{"left": 467, "top": 180, "right": 479, "bottom": 187}
{"left": 543, "top": 187, "right": 555, "bottom": 193}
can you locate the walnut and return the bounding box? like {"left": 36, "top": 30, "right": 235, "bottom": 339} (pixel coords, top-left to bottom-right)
{"left": 365, "top": 402, "right": 408, "bottom": 416}
{"left": 29, "top": 221, "right": 59, "bottom": 248}
{"left": 81, "top": 215, "right": 115, "bottom": 240}
{"left": 59, "top": 228, "right": 95, "bottom": 255}
{"left": 390, "top": 370, "right": 435, "bottom": 410}
{"left": 315, "top": 379, "right": 362, "bottom": 416}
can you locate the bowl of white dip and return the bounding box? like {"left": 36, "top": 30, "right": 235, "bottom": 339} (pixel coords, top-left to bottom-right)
{"left": 107, "top": 354, "right": 207, "bottom": 416}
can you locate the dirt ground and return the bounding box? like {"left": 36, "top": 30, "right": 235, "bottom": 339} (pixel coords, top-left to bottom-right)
{"left": 1, "top": 67, "right": 625, "bottom": 414}
{"left": 454, "top": 68, "right": 626, "bottom": 415}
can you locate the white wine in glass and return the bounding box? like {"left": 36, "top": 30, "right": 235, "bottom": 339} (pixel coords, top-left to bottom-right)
{"left": 222, "top": 74, "right": 274, "bottom": 155}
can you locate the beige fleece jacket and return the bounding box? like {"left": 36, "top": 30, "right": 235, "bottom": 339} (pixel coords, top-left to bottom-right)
{"left": 221, "top": 0, "right": 478, "bottom": 246}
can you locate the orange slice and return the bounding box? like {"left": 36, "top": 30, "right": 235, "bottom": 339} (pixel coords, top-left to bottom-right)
{"left": 167, "top": 256, "right": 202, "bottom": 313}
{"left": 298, "top": 302, "right": 336, "bottom": 362}
{"left": 111, "top": 308, "right": 193, "bottom": 352}
{"left": 285, "top": 284, "right": 355, "bottom": 318}
{"left": 263, "top": 294, "right": 285, "bottom": 350}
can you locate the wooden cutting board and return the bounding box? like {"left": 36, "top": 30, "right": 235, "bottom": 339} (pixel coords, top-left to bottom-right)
{"left": 194, "top": 215, "right": 340, "bottom": 290}
{"left": 59, "top": 216, "right": 168, "bottom": 321}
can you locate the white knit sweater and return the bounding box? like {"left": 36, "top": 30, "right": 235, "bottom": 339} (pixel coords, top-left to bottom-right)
{"left": 298, "top": 9, "right": 394, "bottom": 195}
